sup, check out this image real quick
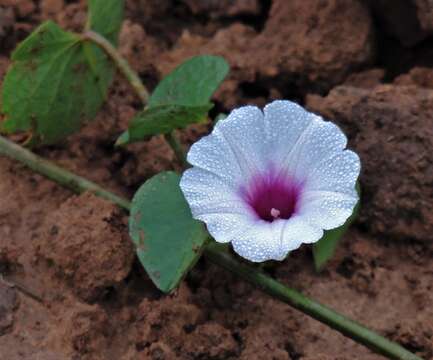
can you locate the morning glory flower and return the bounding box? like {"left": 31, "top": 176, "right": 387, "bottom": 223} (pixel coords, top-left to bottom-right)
{"left": 180, "top": 100, "right": 360, "bottom": 262}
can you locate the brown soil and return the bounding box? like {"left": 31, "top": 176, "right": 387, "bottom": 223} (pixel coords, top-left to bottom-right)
{"left": 0, "top": 1, "right": 432, "bottom": 359}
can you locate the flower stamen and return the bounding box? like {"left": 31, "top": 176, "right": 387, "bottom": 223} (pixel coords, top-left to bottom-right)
{"left": 270, "top": 208, "right": 281, "bottom": 219}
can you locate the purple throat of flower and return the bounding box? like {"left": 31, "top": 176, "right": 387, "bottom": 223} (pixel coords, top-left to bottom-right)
{"left": 240, "top": 168, "right": 304, "bottom": 223}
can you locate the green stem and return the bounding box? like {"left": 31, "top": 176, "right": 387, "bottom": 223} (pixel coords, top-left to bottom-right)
{"left": 164, "top": 133, "right": 188, "bottom": 168}
{"left": 82, "top": 30, "right": 150, "bottom": 104}
{"left": 0, "top": 135, "right": 422, "bottom": 360}
{"left": 0, "top": 136, "right": 131, "bottom": 211}
{"left": 83, "top": 31, "right": 187, "bottom": 166}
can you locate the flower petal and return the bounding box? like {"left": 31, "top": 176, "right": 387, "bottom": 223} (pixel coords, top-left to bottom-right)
{"left": 180, "top": 167, "right": 244, "bottom": 214}
{"left": 187, "top": 106, "right": 265, "bottom": 187}
{"left": 231, "top": 220, "right": 287, "bottom": 262}
{"left": 215, "top": 105, "right": 267, "bottom": 176}
{"left": 186, "top": 128, "right": 243, "bottom": 188}
{"left": 197, "top": 213, "right": 253, "bottom": 243}
{"left": 180, "top": 167, "right": 254, "bottom": 243}
{"left": 263, "top": 100, "right": 314, "bottom": 166}
{"left": 298, "top": 190, "right": 358, "bottom": 230}
{"left": 288, "top": 117, "right": 348, "bottom": 181}
{"left": 279, "top": 216, "right": 324, "bottom": 253}
{"left": 305, "top": 150, "right": 361, "bottom": 195}
{"left": 231, "top": 215, "right": 323, "bottom": 262}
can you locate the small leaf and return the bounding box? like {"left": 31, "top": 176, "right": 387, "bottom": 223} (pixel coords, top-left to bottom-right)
{"left": 129, "top": 171, "right": 208, "bottom": 293}
{"left": 313, "top": 184, "right": 361, "bottom": 271}
{"left": 149, "top": 55, "right": 229, "bottom": 107}
{"left": 116, "top": 103, "right": 213, "bottom": 146}
{"left": 1, "top": 21, "right": 116, "bottom": 145}
{"left": 117, "top": 55, "right": 228, "bottom": 145}
{"left": 312, "top": 216, "right": 354, "bottom": 271}
{"left": 87, "top": 0, "right": 124, "bottom": 45}
{"left": 115, "top": 131, "right": 130, "bottom": 147}
{"left": 214, "top": 113, "right": 227, "bottom": 124}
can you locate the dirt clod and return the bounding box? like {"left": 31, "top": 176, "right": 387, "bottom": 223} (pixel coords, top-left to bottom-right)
{"left": 0, "top": 282, "right": 19, "bottom": 336}
{"left": 182, "top": 0, "right": 261, "bottom": 19}
{"left": 39, "top": 192, "right": 134, "bottom": 302}
{"left": 159, "top": 0, "right": 374, "bottom": 108}
{"left": 65, "top": 303, "right": 110, "bottom": 357}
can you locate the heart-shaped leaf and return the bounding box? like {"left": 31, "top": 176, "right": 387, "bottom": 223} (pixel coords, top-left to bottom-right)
{"left": 117, "top": 55, "right": 229, "bottom": 145}
{"left": 1, "top": 1, "right": 123, "bottom": 146}
{"left": 129, "top": 171, "right": 208, "bottom": 293}
{"left": 116, "top": 103, "right": 213, "bottom": 146}
{"left": 149, "top": 55, "right": 229, "bottom": 107}
{"left": 87, "top": 0, "right": 124, "bottom": 45}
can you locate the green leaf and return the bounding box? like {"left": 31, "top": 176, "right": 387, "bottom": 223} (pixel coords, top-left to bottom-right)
{"left": 116, "top": 103, "right": 213, "bottom": 146}
{"left": 129, "top": 171, "right": 208, "bottom": 293}
{"left": 313, "top": 184, "right": 361, "bottom": 271}
{"left": 117, "top": 55, "right": 229, "bottom": 145}
{"left": 214, "top": 113, "right": 227, "bottom": 124}
{"left": 87, "top": 0, "right": 124, "bottom": 45}
{"left": 1, "top": 21, "right": 116, "bottom": 146}
{"left": 149, "top": 55, "right": 229, "bottom": 107}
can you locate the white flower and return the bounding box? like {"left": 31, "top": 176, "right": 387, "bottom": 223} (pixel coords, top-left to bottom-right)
{"left": 180, "top": 100, "right": 360, "bottom": 262}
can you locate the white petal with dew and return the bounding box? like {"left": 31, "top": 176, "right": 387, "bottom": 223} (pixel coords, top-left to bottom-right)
{"left": 215, "top": 106, "right": 267, "bottom": 177}
{"left": 263, "top": 100, "right": 314, "bottom": 166}
{"left": 279, "top": 216, "right": 324, "bottom": 254}
{"left": 231, "top": 220, "right": 287, "bottom": 262}
{"left": 187, "top": 105, "right": 266, "bottom": 188}
{"left": 305, "top": 150, "right": 361, "bottom": 195}
{"left": 298, "top": 190, "right": 358, "bottom": 230}
{"left": 231, "top": 215, "right": 323, "bottom": 262}
{"left": 289, "top": 117, "right": 348, "bottom": 181}
{"left": 197, "top": 213, "right": 254, "bottom": 244}
{"left": 186, "top": 127, "right": 243, "bottom": 188}
{"left": 180, "top": 167, "right": 244, "bottom": 214}
{"left": 180, "top": 167, "right": 254, "bottom": 243}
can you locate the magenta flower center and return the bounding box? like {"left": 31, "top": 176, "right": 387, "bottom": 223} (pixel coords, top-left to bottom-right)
{"left": 240, "top": 170, "right": 302, "bottom": 222}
